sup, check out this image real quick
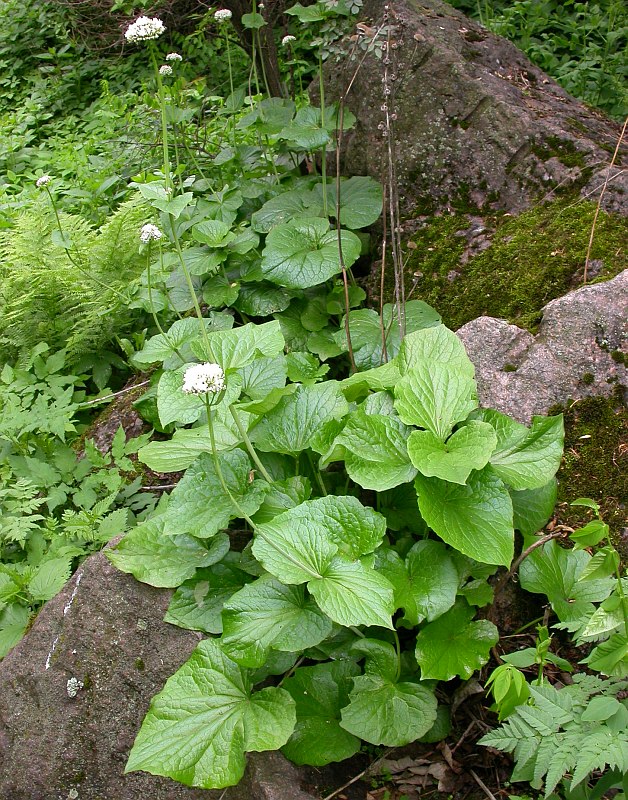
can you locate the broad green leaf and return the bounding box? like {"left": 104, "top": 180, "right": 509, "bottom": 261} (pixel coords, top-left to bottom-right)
{"left": 202, "top": 273, "right": 239, "bottom": 307}
{"left": 415, "top": 467, "right": 514, "bottom": 566}
{"left": 179, "top": 246, "right": 225, "bottom": 277}
{"left": 132, "top": 316, "right": 234, "bottom": 368}
{"left": 285, "top": 2, "right": 327, "bottom": 21}
{"left": 511, "top": 479, "right": 558, "bottom": 538}
{"left": 234, "top": 283, "right": 293, "bottom": 317}
{"left": 285, "top": 352, "right": 329, "bottom": 384}
{"left": 125, "top": 638, "right": 296, "bottom": 789}
{"left": 237, "top": 97, "right": 296, "bottom": 135}
{"left": 340, "top": 640, "right": 438, "bottom": 745}
{"left": 578, "top": 546, "right": 620, "bottom": 581}
{"left": 395, "top": 361, "right": 478, "bottom": 440}
{"left": 415, "top": 601, "right": 499, "bottom": 680}
{"left": 261, "top": 218, "right": 361, "bottom": 289}
{"left": 164, "top": 559, "right": 253, "bottom": 634}
{"left": 335, "top": 302, "right": 441, "bottom": 371}
{"left": 582, "top": 634, "right": 628, "bottom": 677}
{"left": 107, "top": 517, "right": 227, "bottom": 587}
{"left": 0, "top": 605, "right": 30, "bottom": 659}
{"left": 378, "top": 484, "right": 428, "bottom": 534}
{"left": 488, "top": 414, "right": 564, "bottom": 490}
{"left": 253, "top": 495, "right": 386, "bottom": 572}
{"left": 157, "top": 366, "right": 204, "bottom": 427}
{"left": 137, "top": 416, "right": 243, "bottom": 472}
{"left": 323, "top": 407, "right": 417, "bottom": 490}
{"left": 281, "top": 661, "right": 361, "bottom": 766}
{"left": 519, "top": 540, "right": 614, "bottom": 624}
{"left": 314, "top": 176, "right": 383, "bottom": 229}
{"left": 221, "top": 575, "right": 332, "bottom": 667}
{"left": 398, "top": 324, "right": 475, "bottom": 377}
{"left": 163, "top": 450, "right": 268, "bottom": 538}
{"left": 251, "top": 189, "right": 323, "bottom": 233}
{"left": 308, "top": 557, "right": 395, "bottom": 629}
{"left": 191, "top": 321, "right": 284, "bottom": 369}
{"left": 341, "top": 360, "right": 402, "bottom": 397}
{"left": 241, "top": 11, "right": 266, "bottom": 28}
{"left": 569, "top": 519, "right": 609, "bottom": 550}
{"left": 251, "top": 381, "right": 348, "bottom": 455}
{"left": 279, "top": 106, "right": 331, "bottom": 149}
{"left": 239, "top": 355, "right": 287, "bottom": 401}
{"left": 407, "top": 421, "right": 497, "bottom": 485}
{"left": 27, "top": 558, "right": 72, "bottom": 603}
{"left": 251, "top": 476, "right": 311, "bottom": 524}
{"left": 376, "top": 540, "right": 458, "bottom": 625}
{"left": 192, "top": 219, "right": 235, "bottom": 247}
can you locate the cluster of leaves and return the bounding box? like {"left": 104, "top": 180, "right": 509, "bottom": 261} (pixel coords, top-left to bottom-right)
{"left": 482, "top": 500, "right": 628, "bottom": 795}
{"left": 0, "top": 345, "right": 156, "bottom": 658}
{"left": 447, "top": 0, "right": 627, "bottom": 119}
{"left": 107, "top": 309, "right": 564, "bottom": 788}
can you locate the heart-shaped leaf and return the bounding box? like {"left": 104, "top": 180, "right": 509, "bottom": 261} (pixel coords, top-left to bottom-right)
{"left": 407, "top": 421, "right": 497, "bottom": 485}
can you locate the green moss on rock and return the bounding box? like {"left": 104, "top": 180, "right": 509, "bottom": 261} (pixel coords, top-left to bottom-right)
{"left": 551, "top": 397, "right": 628, "bottom": 547}
{"left": 403, "top": 199, "right": 627, "bottom": 331}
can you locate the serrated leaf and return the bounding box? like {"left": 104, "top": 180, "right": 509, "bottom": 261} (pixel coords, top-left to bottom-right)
{"left": 251, "top": 381, "right": 348, "bottom": 456}
{"left": 511, "top": 479, "right": 557, "bottom": 537}
{"left": 251, "top": 189, "right": 323, "bottom": 233}
{"left": 395, "top": 361, "right": 478, "bottom": 440}
{"left": 281, "top": 661, "right": 361, "bottom": 766}
{"left": 408, "top": 421, "right": 497, "bottom": 485}
{"left": 192, "top": 219, "right": 234, "bottom": 247}
{"left": 107, "top": 517, "right": 228, "bottom": 587}
{"left": 324, "top": 407, "right": 417, "bottom": 490}
{"left": 261, "top": 218, "right": 361, "bottom": 289}
{"left": 234, "top": 282, "right": 293, "bottom": 317}
{"left": 156, "top": 366, "right": 204, "bottom": 426}
{"left": 415, "top": 467, "right": 514, "bottom": 566}
{"left": 251, "top": 476, "right": 311, "bottom": 524}
{"left": 340, "top": 639, "right": 438, "bottom": 746}
{"left": 191, "top": 321, "right": 284, "bottom": 369}
{"left": 376, "top": 541, "right": 458, "bottom": 625}
{"left": 583, "top": 634, "right": 628, "bottom": 677}
{"left": 137, "top": 417, "right": 243, "bottom": 472}
{"left": 415, "top": 601, "right": 498, "bottom": 680}
{"left": 570, "top": 519, "right": 609, "bottom": 550}
{"left": 398, "top": 325, "right": 475, "bottom": 377}
{"left": 163, "top": 450, "right": 268, "bottom": 538}
{"left": 164, "top": 560, "right": 253, "bottom": 634}
{"left": 125, "top": 638, "right": 296, "bottom": 789}
{"left": 27, "top": 557, "right": 71, "bottom": 602}
{"left": 133, "top": 316, "right": 234, "bottom": 368}
{"left": 314, "top": 176, "right": 383, "bottom": 229}
{"left": 0, "top": 604, "right": 30, "bottom": 658}
{"left": 221, "top": 575, "right": 332, "bottom": 667}
{"left": 482, "top": 411, "right": 564, "bottom": 490}
{"left": 335, "top": 302, "right": 441, "bottom": 371}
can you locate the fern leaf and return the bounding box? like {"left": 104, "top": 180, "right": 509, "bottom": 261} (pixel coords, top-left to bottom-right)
{"left": 544, "top": 729, "right": 581, "bottom": 796}
{"left": 571, "top": 728, "right": 616, "bottom": 787}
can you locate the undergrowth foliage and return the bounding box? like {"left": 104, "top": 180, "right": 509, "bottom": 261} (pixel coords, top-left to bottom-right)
{"left": 0, "top": 1, "right": 626, "bottom": 798}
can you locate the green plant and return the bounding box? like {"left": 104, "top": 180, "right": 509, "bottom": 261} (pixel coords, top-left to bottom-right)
{"left": 0, "top": 345, "right": 156, "bottom": 657}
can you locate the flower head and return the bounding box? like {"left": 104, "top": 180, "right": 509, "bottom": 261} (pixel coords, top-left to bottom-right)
{"left": 182, "top": 362, "right": 226, "bottom": 395}
{"left": 281, "top": 34, "right": 296, "bottom": 46}
{"left": 159, "top": 64, "right": 173, "bottom": 76}
{"left": 214, "top": 8, "right": 233, "bottom": 22}
{"left": 140, "top": 223, "right": 163, "bottom": 243}
{"left": 125, "top": 16, "right": 166, "bottom": 43}
{"left": 36, "top": 175, "right": 52, "bottom": 188}
{"left": 166, "top": 52, "right": 182, "bottom": 61}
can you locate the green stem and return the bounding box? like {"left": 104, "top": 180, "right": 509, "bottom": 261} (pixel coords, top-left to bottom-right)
{"left": 306, "top": 450, "right": 327, "bottom": 496}
{"left": 224, "top": 33, "right": 237, "bottom": 148}
{"left": 146, "top": 246, "right": 185, "bottom": 361}
{"left": 171, "top": 225, "right": 212, "bottom": 356}
{"left": 229, "top": 405, "right": 273, "bottom": 482}
{"left": 150, "top": 45, "right": 172, "bottom": 192}
{"left": 393, "top": 629, "right": 401, "bottom": 683}
{"left": 318, "top": 50, "right": 328, "bottom": 217}
{"left": 608, "top": 534, "right": 628, "bottom": 636}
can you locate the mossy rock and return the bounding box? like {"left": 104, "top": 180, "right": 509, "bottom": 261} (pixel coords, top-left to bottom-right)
{"left": 551, "top": 395, "right": 628, "bottom": 554}
{"left": 400, "top": 199, "right": 627, "bottom": 331}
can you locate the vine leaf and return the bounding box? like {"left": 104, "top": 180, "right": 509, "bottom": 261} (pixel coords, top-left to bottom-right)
{"left": 281, "top": 661, "right": 362, "bottom": 766}
{"left": 415, "top": 467, "right": 514, "bottom": 566}
{"left": 340, "top": 639, "right": 438, "bottom": 745}
{"left": 415, "top": 601, "right": 499, "bottom": 681}
{"left": 221, "top": 575, "right": 333, "bottom": 667}
{"left": 125, "top": 639, "right": 296, "bottom": 789}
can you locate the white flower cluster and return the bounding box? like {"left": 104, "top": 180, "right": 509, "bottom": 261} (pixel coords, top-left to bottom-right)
{"left": 124, "top": 16, "right": 166, "bottom": 43}
{"left": 139, "top": 223, "right": 163, "bottom": 243}
{"left": 281, "top": 35, "right": 296, "bottom": 46}
{"left": 182, "top": 362, "right": 225, "bottom": 395}
{"left": 159, "top": 64, "right": 173, "bottom": 76}
{"left": 214, "top": 8, "right": 233, "bottom": 22}
{"left": 166, "top": 52, "right": 182, "bottom": 61}
{"left": 66, "top": 677, "right": 84, "bottom": 698}
{"left": 36, "top": 175, "right": 52, "bottom": 188}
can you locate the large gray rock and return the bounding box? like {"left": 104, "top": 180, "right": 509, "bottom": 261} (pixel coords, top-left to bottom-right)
{"left": 457, "top": 270, "right": 628, "bottom": 422}
{"left": 324, "top": 0, "right": 627, "bottom": 214}
{"left": 0, "top": 548, "right": 317, "bottom": 800}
